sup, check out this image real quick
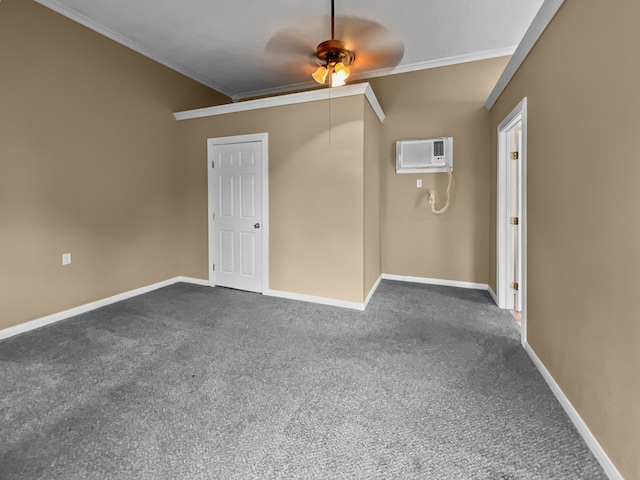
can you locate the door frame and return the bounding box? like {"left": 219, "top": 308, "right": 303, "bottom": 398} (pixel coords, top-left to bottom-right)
{"left": 497, "top": 97, "right": 527, "bottom": 344}
{"left": 207, "top": 133, "right": 269, "bottom": 292}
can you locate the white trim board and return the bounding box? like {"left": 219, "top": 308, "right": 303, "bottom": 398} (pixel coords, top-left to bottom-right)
{"left": 264, "top": 275, "right": 383, "bottom": 311}
{"left": 234, "top": 46, "right": 516, "bottom": 102}
{"left": 177, "top": 276, "right": 211, "bottom": 287}
{"left": 487, "top": 285, "right": 499, "bottom": 306}
{"left": 263, "top": 289, "right": 367, "bottom": 311}
{"left": 33, "top": 0, "right": 234, "bottom": 99}
{"left": 0, "top": 276, "right": 210, "bottom": 341}
{"left": 174, "top": 82, "right": 385, "bottom": 123}
{"left": 364, "top": 275, "right": 383, "bottom": 309}
{"left": 485, "top": 0, "right": 565, "bottom": 110}
{"left": 496, "top": 97, "right": 528, "bottom": 345}
{"left": 1, "top": 274, "right": 496, "bottom": 341}
{"left": 524, "top": 342, "right": 624, "bottom": 480}
{"left": 349, "top": 46, "right": 516, "bottom": 84}
{"left": 382, "top": 273, "right": 489, "bottom": 291}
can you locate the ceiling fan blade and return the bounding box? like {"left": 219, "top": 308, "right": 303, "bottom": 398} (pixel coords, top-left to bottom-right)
{"left": 352, "top": 41, "right": 405, "bottom": 71}
{"left": 263, "top": 28, "right": 321, "bottom": 82}
{"left": 334, "top": 16, "right": 405, "bottom": 71}
{"left": 264, "top": 28, "right": 317, "bottom": 65}
{"left": 334, "top": 16, "right": 394, "bottom": 51}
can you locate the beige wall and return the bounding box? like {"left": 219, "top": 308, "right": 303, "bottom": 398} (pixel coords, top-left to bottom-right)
{"left": 177, "top": 96, "right": 369, "bottom": 303}
{"left": 0, "top": 0, "right": 228, "bottom": 329}
{"left": 488, "top": 1, "right": 640, "bottom": 478}
{"left": 368, "top": 57, "right": 510, "bottom": 284}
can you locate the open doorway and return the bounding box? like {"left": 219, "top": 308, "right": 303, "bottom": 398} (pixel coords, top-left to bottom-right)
{"left": 497, "top": 98, "right": 527, "bottom": 345}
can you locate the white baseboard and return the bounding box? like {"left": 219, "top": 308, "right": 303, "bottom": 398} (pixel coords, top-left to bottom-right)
{"left": 176, "top": 276, "right": 211, "bottom": 287}
{"left": 0, "top": 277, "right": 212, "bottom": 341}
{"left": 263, "top": 274, "right": 486, "bottom": 312}
{"left": 487, "top": 285, "right": 498, "bottom": 305}
{"left": 2, "top": 275, "right": 374, "bottom": 341}
{"left": 524, "top": 342, "right": 623, "bottom": 480}
{"left": 1, "top": 274, "right": 493, "bottom": 340}
{"left": 263, "top": 289, "right": 366, "bottom": 311}
{"left": 364, "top": 275, "right": 383, "bottom": 308}
{"left": 381, "top": 273, "right": 489, "bottom": 291}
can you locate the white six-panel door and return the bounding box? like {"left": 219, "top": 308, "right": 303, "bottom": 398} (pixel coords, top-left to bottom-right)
{"left": 210, "top": 140, "right": 263, "bottom": 293}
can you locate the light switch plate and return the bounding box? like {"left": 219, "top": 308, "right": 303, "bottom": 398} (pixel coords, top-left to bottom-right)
{"left": 62, "top": 253, "right": 71, "bottom": 265}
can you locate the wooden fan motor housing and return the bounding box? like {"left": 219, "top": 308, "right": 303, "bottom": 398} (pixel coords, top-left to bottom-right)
{"left": 315, "top": 39, "right": 355, "bottom": 66}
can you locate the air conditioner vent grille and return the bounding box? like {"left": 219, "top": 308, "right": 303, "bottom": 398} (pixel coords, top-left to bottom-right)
{"left": 433, "top": 140, "right": 444, "bottom": 157}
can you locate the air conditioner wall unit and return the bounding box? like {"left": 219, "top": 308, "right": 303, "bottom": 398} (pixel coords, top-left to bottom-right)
{"left": 396, "top": 137, "right": 453, "bottom": 174}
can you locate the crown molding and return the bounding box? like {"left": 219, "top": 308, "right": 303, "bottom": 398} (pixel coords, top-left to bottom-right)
{"left": 485, "top": 0, "right": 566, "bottom": 110}
{"left": 231, "top": 81, "right": 322, "bottom": 103}
{"left": 234, "top": 47, "right": 517, "bottom": 102}
{"left": 351, "top": 46, "right": 517, "bottom": 82}
{"left": 33, "top": 0, "right": 235, "bottom": 99}
{"left": 174, "top": 82, "right": 385, "bottom": 123}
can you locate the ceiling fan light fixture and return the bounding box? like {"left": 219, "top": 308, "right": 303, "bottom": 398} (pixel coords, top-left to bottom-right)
{"left": 312, "top": 37, "right": 355, "bottom": 87}
{"left": 312, "top": 65, "right": 329, "bottom": 84}
{"left": 330, "top": 72, "right": 345, "bottom": 87}
{"left": 330, "top": 62, "right": 350, "bottom": 87}
{"left": 334, "top": 62, "right": 350, "bottom": 80}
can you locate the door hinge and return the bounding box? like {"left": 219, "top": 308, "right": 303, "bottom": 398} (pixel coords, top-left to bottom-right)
{"left": 212, "top": 212, "right": 215, "bottom": 220}
{"left": 511, "top": 151, "right": 519, "bottom": 160}
{"left": 510, "top": 217, "right": 519, "bottom": 225}
{"left": 212, "top": 264, "right": 215, "bottom": 272}
{"left": 511, "top": 282, "right": 519, "bottom": 291}
{"left": 211, "top": 160, "right": 215, "bottom": 168}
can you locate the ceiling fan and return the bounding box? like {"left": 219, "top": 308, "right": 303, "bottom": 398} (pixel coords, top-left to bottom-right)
{"left": 265, "top": 0, "right": 404, "bottom": 88}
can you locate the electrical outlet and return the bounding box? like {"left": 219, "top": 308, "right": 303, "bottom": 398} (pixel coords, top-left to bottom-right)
{"left": 417, "top": 179, "right": 422, "bottom": 188}
{"left": 62, "top": 253, "right": 71, "bottom": 265}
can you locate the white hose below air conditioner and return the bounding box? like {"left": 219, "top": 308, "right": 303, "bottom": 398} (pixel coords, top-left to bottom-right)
{"left": 427, "top": 167, "right": 452, "bottom": 215}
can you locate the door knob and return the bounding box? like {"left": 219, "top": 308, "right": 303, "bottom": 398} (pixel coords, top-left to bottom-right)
{"left": 254, "top": 223, "right": 261, "bottom": 229}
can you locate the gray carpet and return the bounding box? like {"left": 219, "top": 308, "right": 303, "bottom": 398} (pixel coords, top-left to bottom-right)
{"left": 0, "top": 280, "right": 606, "bottom": 479}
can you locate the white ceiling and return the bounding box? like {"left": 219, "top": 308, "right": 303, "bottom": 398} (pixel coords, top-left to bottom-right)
{"left": 36, "top": 0, "right": 545, "bottom": 101}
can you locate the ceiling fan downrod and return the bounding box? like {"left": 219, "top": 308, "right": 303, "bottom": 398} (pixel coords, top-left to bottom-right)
{"left": 311, "top": 0, "right": 354, "bottom": 86}
{"left": 331, "top": 0, "right": 335, "bottom": 39}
